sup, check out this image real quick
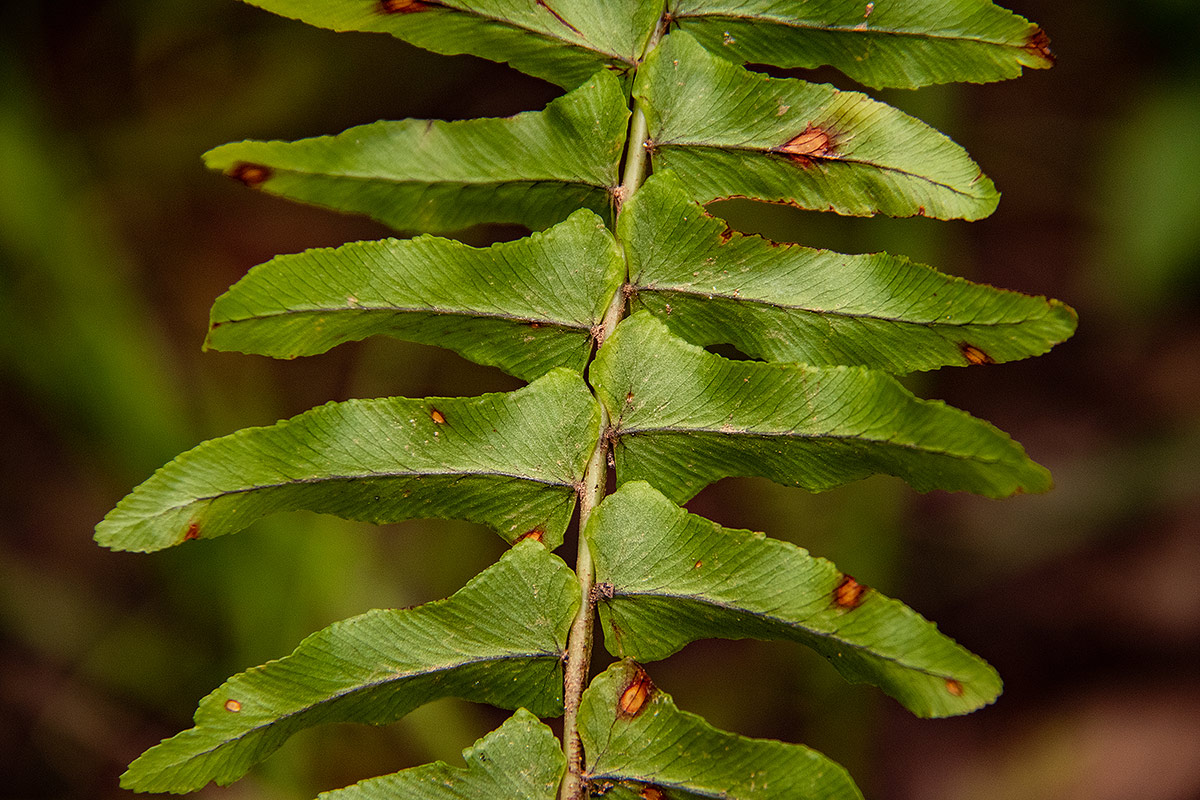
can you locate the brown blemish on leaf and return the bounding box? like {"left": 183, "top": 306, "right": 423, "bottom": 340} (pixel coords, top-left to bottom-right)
{"left": 430, "top": 408, "right": 446, "bottom": 424}
{"left": 228, "top": 162, "right": 271, "bottom": 187}
{"left": 515, "top": 528, "right": 544, "bottom": 544}
{"left": 1025, "top": 28, "right": 1055, "bottom": 64}
{"left": 946, "top": 679, "right": 964, "bottom": 697}
{"left": 959, "top": 342, "right": 995, "bottom": 366}
{"left": 529, "top": 321, "right": 542, "bottom": 329}
{"left": 641, "top": 786, "right": 666, "bottom": 800}
{"left": 224, "top": 699, "right": 242, "bottom": 713}
{"left": 618, "top": 665, "right": 654, "bottom": 718}
{"left": 590, "top": 582, "right": 615, "bottom": 604}
{"left": 182, "top": 522, "right": 201, "bottom": 542}
{"left": 834, "top": 574, "right": 868, "bottom": 609}
{"left": 377, "top": 0, "right": 438, "bottom": 13}
{"left": 718, "top": 226, "right": 735, "bottom": 244}
{"left": 777, "top": 124, "right": 837, "bottom": 167}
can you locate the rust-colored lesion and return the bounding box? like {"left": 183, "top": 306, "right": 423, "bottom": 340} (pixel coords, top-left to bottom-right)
{"left": 429, "top": 408, "right": 446, "bottom": 424}
{"left": 182, "top": 521, "right": 202, "bottom": 542}
{"left": 1024, "top": 27, "right": 1055, "bottom": 64}
{"left": 833, "top": 574, "right": 868, "bottom": 609}
{"left": 945, "top": 679, "right": 965, "bottom": 697}
{"left": 639, "top": 786, "right": 666, "bottom": 800}
{"left": 959, "top": 342, "right": 995, "bottom": 366}
{"left": 377, "top": 0, "right": 442, "bottom": 14}
{"left": 515, "top": 527, "right": 544, "bottom": 544}
{"left": 617, "top": 664, "right": 655, "bottom": 718}
{"left": 228, "top": 162, "right": 272, "bottom": 188}
{"left": 776, "top": 124, "right": 838, "bottom": 167}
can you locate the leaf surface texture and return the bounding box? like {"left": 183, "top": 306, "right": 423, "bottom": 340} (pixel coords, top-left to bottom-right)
{"left": 122, "top": 542, "right": 578, "bottom": 793}
{"left": 208, "top": 209, "right": 624, "bottom": 381}
{"left": 580, "top": 661, "right": 863, "bottom": 799}
{"left": 96, "top": 368, "right": 600, "bottom": 552}
{"left": 671, "top": 0, "right": 1053, "bottom": 89}
{"left": 623, "top": 173, "right": 1076, "bottom": 371}
{"left": 591, "top": 313, "right": 1051, "bottom": 501}
{"left": 241, "top": 0, "right": 662, "bottom": 87}
{"left": 204, "top": 70, "right": 628, "bottom": 234}
{"left": 637, "top": 33, "right": 999, "bottom": 220}
{"left": 315, "top": 709, "right": 563, "bottom": 799}
{"left": 588, "top": 483, "right": 1002, "bottom": 717}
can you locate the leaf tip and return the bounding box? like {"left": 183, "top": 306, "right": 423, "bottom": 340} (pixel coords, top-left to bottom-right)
{"left": 1025, "top": 28, "right": 1056, "bottom": 66}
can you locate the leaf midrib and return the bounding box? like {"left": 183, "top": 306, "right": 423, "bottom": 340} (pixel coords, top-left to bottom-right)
{"left": 213, "top": 304, "right": 595, "bottom": 332}
{"left": 606, "top": 589, "right": 957, "bottom": 679}
{"left": 636, "top": 284, "right": 1053, "bottom": 328}
{"left": 612, "top": 427, "right": 1007, "bottom": 465}
{"left": 656, "top": 143, "right": 985, "bottom": 201}
{"left": 434, "top": 0, "right": 639, "bottom": 67}
{"left": 150, "top": 469, "right": 579, "bottom": 519}
{"left": 675, "top": 11, "right": 1029, "bottom": 50}
{"left": 172, "top": 651, "right": 562, "bottom": 766}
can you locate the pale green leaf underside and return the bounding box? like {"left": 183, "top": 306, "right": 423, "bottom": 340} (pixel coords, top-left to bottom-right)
{"left": 95, "top": 368, "right": 600, "bottom": 552}
{"left": 638, "top": 32, "right": 999, "bottom": 220}
{"left": 203, "top": 70, "right": 628, "bottom": 234}
{"left": 672, "top": 0, "right": 1053, "bottom": 90}
{"left": 207, "top": 209, "right": 623, "bottom": 381}
{"left": 121, "top": 542, "right": 577, "bottom": 794}
{"left": 580, "top": 661, "right": 863, "bottom": 799}
{"left": 317, "top": 709, "right": 564, "bottom": 800}
{"left": 241, "top": 0, "right": 661, "bottom": 88}
{"left": 591, "top": 313, "right": 1051, "bottom": 501}
{"left": 623, "top": 173, "right": 1077, "bottom": 371}
{"left": 588, "top": 483, "right": 1002, "bottom": 717}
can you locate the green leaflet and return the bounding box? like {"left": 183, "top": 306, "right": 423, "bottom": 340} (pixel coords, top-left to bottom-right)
{"left": 203, "top": 69, "right": 628, "bottom": 234}
{"left": 207, "top": 209, "right": 624, "bottom": 381}
{"left": 622, "top": 173, "right": 1077, "bottom": 371}
{"left": 95, "top": 368, "right": 600, "bottom": 552}
{"left": 637, "top": 32, "right": 999, "bottom": 220}
{"left": 316, "top": 709, "right": 564, "bottom": 799}
{"left": 241, "top": 0, "right": 661, "bottom": 88}
{"left": 588, "top": 483, "right": 1002, "bottom": 717}
{"left": 580, "top": 661, "right": 863, "bottom": 799}
{"left": 120, "top": 541, "right": 578, "bottom": 793}
{"left": 671, "top": 0, "right": 1053, "bottom": 90}
{"left": 590, "top": 312, "right": 1051, "bottom": 501}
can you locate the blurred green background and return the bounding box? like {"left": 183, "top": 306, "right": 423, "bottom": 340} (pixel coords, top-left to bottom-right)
{"left": 2, "top": 1, "right": 1198, "bottom": 798}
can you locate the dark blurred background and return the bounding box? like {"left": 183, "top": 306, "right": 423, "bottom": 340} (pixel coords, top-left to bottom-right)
{"left": 2, "top": 1, "right": 1198, "bottom": 798}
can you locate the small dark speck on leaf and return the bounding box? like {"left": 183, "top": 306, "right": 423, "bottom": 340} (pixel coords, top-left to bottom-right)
{"left": 959, "top": 342, "right": 995, "bottom": 366}
{"left": 1025, "top": 28, "right": 1055, "bottom": 63}
{"left": 618, "top": 665, "right": 654, "bottom": 718}
{"left": 228, "top": 162, "right": 271, "bottom": 187}
{"left": 378, "top": 0, "right": 437, "bottom": 13}
{"left": 834, "top": 574, "right": 867, "bottom": 609}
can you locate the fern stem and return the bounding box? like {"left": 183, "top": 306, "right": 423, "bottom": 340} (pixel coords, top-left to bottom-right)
{"left": 560, "top": 27, "right": 662, "bottom": 799}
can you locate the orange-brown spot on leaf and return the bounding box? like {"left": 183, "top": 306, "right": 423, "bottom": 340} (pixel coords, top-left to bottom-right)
{"left": 430, "top": 408, "right": 446, "bottom": 424}
{"left": 778, "top": 124, "right": 837, "bottom": 167}
{"left": 959, "top": 342, "right": 995, "bottom": 366}
{"left": 618, "top": 665, "right": 654, "bottom": 718}
{"left": 228, "top": 162, "right": 271, "bottom": 188}
{"left": 378, "top": 0, "right": 435, "bottom": 13}
{"left": 516, "top": 528, "right": 544, "bottom": 544}
{"left": 224, "top": 699, "right": 242, "bottom": 713}
{"left": 1025, "top": 28, "right": 1055, "bottom": 63}
{"left": 529, "top": 321, "right": 543, "bottom": 329}
{"left": 718, "top": 226, "right": 735, "bottom": 244}
{"left": 182, "top": 522, "right": 201, "bottom": 542}
{"left": 834, "top": 574, "right": 867, "bottom": 609}
{"left": 641, "top": 786, "right": 666, "bottom": 800}
{"left": 946, "top": 679, "right": 964, "bottom": 697}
